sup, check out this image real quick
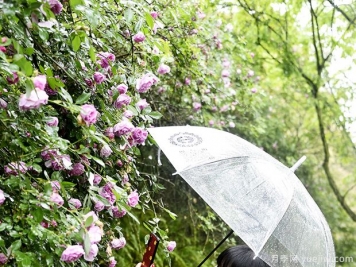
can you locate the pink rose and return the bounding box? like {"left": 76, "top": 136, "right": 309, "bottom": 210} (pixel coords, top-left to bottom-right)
{"left": 157, "top": 63, "right": 170, "bottom": 75}
{"left": 193, "top": 102, "right": 201, "bottom": 111}
{"left": 93, "top": 72, "right": 106, "bottom": 84}
{"left": 229, "top": 122, "right": 235, "bottom": 128}
{"left": 0, "top": 190, "right": 5, "bottom": 205}
{"left": 0, "top": 98, "right": 7, "bottom": 109}
{"left": 50, "top": 192, "right": 64, "bottom": 206}
{"left": 88, "top": 225, "right": 102, "bottom": 244}
{"left": 127, "top": 190, "right": 139, "bottom": 207}
{"left": 69, "top": 162, "right": 85, "bottom": 176}
{"left": 247, "top": 70, "right": 254, "bottom": 77}
{"left": 19, "top": 88, "right": 49, "bottom": 110}
{"left": 48, "top": 0, "right": 63, "bottom": 15}
{"left": 69, "top": 198, "right": 82, "bottom": 209}
{"left": 93, "top": 174, "right": 102, "bottom": 185}
{"left": 60, "top": 245, "right": 85, "bottom": 263}
{"left": 150, "top": 11, "right": 158, "bottom": 19}
{"left": 112, "top": 206, "right": 127, "bottom": 218}
{"left": 100, "top": 145, "right": 112, "bottom": 158}
{"left": 113, "top": 120, "right": 134, "bottom": 137}
{"left": 123, "top": 110, "right": 134, "bottom": 119}
{"left": 94, "top": 201, "right": 105, "bottom": 212}
{"left": 136, "top": 99, "right": 149, "bottom": 110}
{"left": 7, "top": 72, "right": 19, "bottom": 84}
{"left": 136, "top": 73, "right": 159, "bottom": 93}
{"left": 51, "top": 180, "right": 61, "bottom": 192}
{"left": 108, "top": 257, "right": 117, "bottom": 267}
{"left": 184, "top": 78, "right": 191, "bottom": 85}
{"left": 4, "top": 161, "right": 28, "bottom": 175}
{"left": 131, "top": 128, "right": 148, "bottom": 145}
{"left": 98, "top": 52, "right": 115, "bottom": 62}
{"left": 251, "top": 88, "right": 257, "bottom": 93}
{"left": 46, "top": 117, "right": 59, "bottom": 127}
{"left": 133, "top": 32, "right": 145, "bottom": 43}
{"left": 221, "top": 69, "right": 230, "bottom": 78}
{"left": 99, "top": 183, "right": 116, "bottom": 205}
{"left": 33, "top": 75, "right": 47, "bottom": 90}
{"left": 80, "top": 104, "right": 99, "bottom": 126}
{"left": 167, "top": 241, "right": 176, "bottom": 252}
{"left": 84, "top": 243, "right": 98, "bottom": 262}
{"left": 110, "top": 237, "right": 126, "bottom": 249}
{"left": 114, "top": 94, "right": 131, "bottom": 109}
{"left": 0, "top": 253, "right": 8, "bottom": 265}
{"left": 209, "top": 120, "right": 214, "bottom": 126}
{"left": 0, "top": 46, "right": 6, "bottom": 53}
{"left": 116, "top": 84, "right": 128, "bottom": 94}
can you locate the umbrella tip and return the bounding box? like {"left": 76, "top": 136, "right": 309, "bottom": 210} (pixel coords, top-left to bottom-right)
{"left": 290, "top": 155, "right": 307, "bottom": 172}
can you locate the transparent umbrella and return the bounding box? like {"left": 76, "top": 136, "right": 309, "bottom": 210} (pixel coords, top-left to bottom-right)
{"left": 148, "top": 126, "right": 335, "bottom": 267}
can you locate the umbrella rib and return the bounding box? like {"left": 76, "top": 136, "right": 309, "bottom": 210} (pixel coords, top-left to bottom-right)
{"left": 173, "top": 156, "right": 250, "bottom": 175}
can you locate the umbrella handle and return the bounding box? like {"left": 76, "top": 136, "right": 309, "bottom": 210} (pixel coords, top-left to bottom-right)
{"left": 197, "top": 230, "right": 234, "bottom": 267}
{"left": 290, "top": 155, "right": 307, "bottom": 172}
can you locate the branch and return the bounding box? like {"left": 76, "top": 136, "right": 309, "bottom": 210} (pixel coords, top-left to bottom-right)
{"left": 326, "top": 0, "right": 356, "bottom": 25}
{"left": 314, "top": 101, "right": 356, "bottom": 222}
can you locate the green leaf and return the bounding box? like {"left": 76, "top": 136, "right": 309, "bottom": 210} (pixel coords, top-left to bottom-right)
{"left": 124, "top": 9, "right": 134, "bottom": 23}
{"left": 149, "top": 111, "right": 163, "bottom": 119}
{"left": 70, "top": 0, "right": 84, "bottom": 8}
{"left": 127, "top": 105, "right": 139, "bottom": 116}
{"left": 59, "top": 88, "right": 73, "bottom": 103}
{"left": 145, "top": 12, "right": 154, "bottom": 29}
{"left": 75, "top": 92, "right": 91, "bottom": 104}
{"left": 72, "top": 35, "right": 81, "bottom": 52}
{"left": 32, "top": 208, "right": 44, "bottom": 223}
{"left": 83, "top": 232, "right": 91, "bottom": 255}
{"left": 84, "top": 216, "right": 93, "bottom": 228}
{"left": 10, "top": 239, "right": 22, "bottom": 252}
{"left": 92, "top": 157, "right": 105, "bottom": 167}
{"left": 89, "top": 46, "right": 96, "bottom": 62}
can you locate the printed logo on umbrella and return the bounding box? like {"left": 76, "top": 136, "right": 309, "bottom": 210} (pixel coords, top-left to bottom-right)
{"left": 169, "top": 132, "right": 202, "bottom": 147}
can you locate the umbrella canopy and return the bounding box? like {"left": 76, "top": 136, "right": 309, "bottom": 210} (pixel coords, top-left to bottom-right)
{"left": 148, "top": 126, "right": 335, "bottom": 267}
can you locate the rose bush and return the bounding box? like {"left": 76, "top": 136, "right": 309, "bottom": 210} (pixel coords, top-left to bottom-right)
{"left": 0, "top": 0, "right": 258, "bottom": 266}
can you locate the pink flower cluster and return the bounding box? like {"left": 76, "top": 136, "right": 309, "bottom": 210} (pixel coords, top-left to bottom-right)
{"left": 80, "top": 104, "right": 99, "bottom": 126}
{"left": 113, "top": 119, "right": 148, "bottom": 146}
{"left": 42, "top": 150, "right": 72, "bottom": 171}
{"left": 136, "top": 73, "right": 159, "bottom": 93}
{"left": 4, "top": 161, "right": 28, "bottom": 175}
{"left": 19, "top": 74, "right": 49, "bottom": 111}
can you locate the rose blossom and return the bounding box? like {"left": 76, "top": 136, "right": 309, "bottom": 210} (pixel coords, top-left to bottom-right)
{"left": 50, "top": 192, "right": 64, "bottom": 206}
{"left": 133, "top": 32, "right": 145, "bottom": 43}
{"left": 4, "top": 161, "right": 28, "bottom": 175}
{"left": 108, "top": 257, "right": 117, "bottom": 267}
{"left": 0, "top": 253, "right": 8, "bottom": 265}
{"left": 114, "top": 94, "right": 131, "bottom": 109}
{"left": 127, "top": 190, "right": 139, "bottom": 207}
{"left": 99, "top": 183, "right": 116, "bottom": 205}
{"left": 45, "top": 154, "right": 72, "bottom": 171}
{"left": 157, "top": 63, "right": 170, "bottom": 75}
{"left": 19, "top": 88, "right": 49, "bottom": 110}
{"left": 193, "top": 102, "right": 202, "bottom": 111}
{"left": 247, "top": 70, "right": 254, "bottom": 77}
{"left": 185, "top": 78, "right": 191, "bottom": 85}
{"left": 251, "top": 88, "right": 257, "bottom": 93}
{"left": 80, "top": 104, "right": 99, "bottom": 126}
{"left": 60, "top": 245, "right": 85, "bottom": 263}
{"left": 69, "top": 198, "right": 82, "bottom": 209}
{"left": 221, "top": 69, "right": 230, "bottom": 78}
{"left": 112, "top": 206, "right": 127, "bottom": 218}
{"left": 98, "top": 52, "right": 115, "bottom": 62}
{"left": 136, "top": 99, "right": 149, "bottom": 110}
{"left": 116, "top": 84, "right": 128, "bottom": 94}
{"left": 0, "top": 46, "right": 6, "bottom": 53}
{"left": 229, "top": 122, "right": 235, "bottom": 128}
{"left": 88, "top": 225, "right": 102, "bottom": 244}
{"left": 131, "top": 128, "right": 148, "bottom": 145}
{"left": 33, "top": 75, "right": 47, "bottom": 90}
{"left": 209, "top": 120, "right": 214, "bottom": 126}
{"left": 7, "top": 72, "right": 19, "bottom": 84}
{"left": 0, "top": 98, "right": 7, "bottom": 109}
{"left": 84, "top": 243, "right": 98, "bottom": 262}
{"left": 167, "top": 241, "right": 176, "bottom": 252}
{"left": 100, "top": 145, "right": 112, "bottom": 158}
{"left": 51, "top": 180, "right": 61, "bottom": 192}
{"left": 94, "top": 201, "right": 105, "bottom": 212}
{"left": 113, "top": 120, "right": 134, "bottom": 137}
{"left": 136, "top": 73, "right": 159, "bottom": 93}
{"left": 46, "top": 117, "right": 59, "bottom": 127}
{"left": 48, "top": 0, "right": 63, "bottom": 15}
{"left": 111, "top": 237, "right": 126, "bottom": 249}
{"left": 69, "top": 162, "right": 85, "bottom": 176}
{"left": 150, "top": 11, "right": 158, "bottom": 19}
{"left": 104, "top": 127, "right": 115, "bottom": 140}
{"left": 123, "top": 110, "right": 134, "bottom": 119}
{"left": 93, "top": 174, "right": 102, "bottom": 185}
{"left": 93, "top": 72, "right": 106, "bottom": 84}
{"left": 0, "top": 190, "right": 5, "bottom": 205}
